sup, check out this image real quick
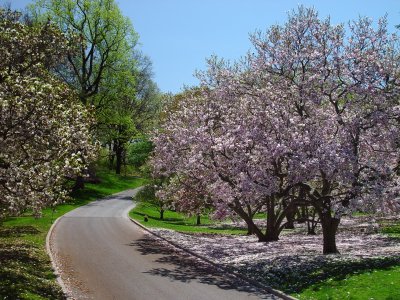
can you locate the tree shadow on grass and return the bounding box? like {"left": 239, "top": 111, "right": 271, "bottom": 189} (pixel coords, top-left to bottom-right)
{"left": 129, "top": 235, "right": 277, "bottom": 299}
{"left": 69, "top": 189, "right": 105, "bottom": 205}
{"left": 0, "top": 237, "right": 65, "bottom": 299}
{"left": 240, "top": 254, "right": 400, "bottom": 294}
{"left": 0, "top": 225, "right": 40, "bottom": 237}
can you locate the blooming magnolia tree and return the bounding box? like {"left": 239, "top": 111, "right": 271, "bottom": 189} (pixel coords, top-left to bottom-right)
{"left": 0, "top": 9, "right": 96, "bottom": 220}
{"left": 152, "top": 7, "right": 400, "bottom": 254}
{"left": 248, "top": 7, "right": 400, "bottom": 253}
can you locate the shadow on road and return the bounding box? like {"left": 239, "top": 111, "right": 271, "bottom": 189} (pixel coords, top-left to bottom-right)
{"left": 129, "top": 235, "right": 275, "bottom": 299}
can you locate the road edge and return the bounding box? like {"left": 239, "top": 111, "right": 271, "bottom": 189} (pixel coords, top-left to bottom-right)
{"left": 128, "top": 215, "right": 298, "bottom": 300}
{"left": 46, "top": 216, "right": 73, "bottom": 300}
{"left": 46, "top": 187, "right": 144, "bottom": 300}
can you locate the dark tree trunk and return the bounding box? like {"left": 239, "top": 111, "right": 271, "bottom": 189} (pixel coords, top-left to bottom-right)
{"left": 284, "top": 207, "right": 296, "bottom": 229}
{"left": 265, "top": 227, "right": 280, "bottom": 241}
{"left": 108, "top": 142, "right": 114, "bottom": 170}
{"left": 320, "top": 213, "right": 340, "bottom": 254}
{"left": 72, "top": 175, "right": 85, "bottom": 192}
{"left": 196, "top": 214, "right": 201, "bottom": 225}
{"left": 265, "top": 199, "right": 280, "bottom": 241}
{"left": 307, "top": 208, "right": 318, "bottom": 235}
{"left": 246, "top": 223, "right": 254, "bottom": 235}
{"left": 160, "top": 209, "right": 164, "bottom": 220}
{"left": 245, "top": 205, "right": 254, "bottom": 235}
{"left": 233, "top": 205, "right": 267, "bottom": 242}
{"left": 307, "top": 221, "right": 317, "bottom": 235}
{"left": 115, "top": 143, "right": 123, "bottom": 175}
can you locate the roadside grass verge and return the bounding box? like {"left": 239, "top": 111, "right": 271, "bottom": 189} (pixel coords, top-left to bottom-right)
{"left": 0, "top": 170, "right": 145, "bottom": 300}
{"left": 130, "top": 201, "right": 249, "bottom": 235}
{"left": 290, "top": 218, "right": 400, "bottom": 300}
{"left": 294, "top": 262, "right": 400, "bottom": 300}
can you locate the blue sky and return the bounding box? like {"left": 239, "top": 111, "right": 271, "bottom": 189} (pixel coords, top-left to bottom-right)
{"left": 7, "top": 0, "right": 400, "bottom": 94}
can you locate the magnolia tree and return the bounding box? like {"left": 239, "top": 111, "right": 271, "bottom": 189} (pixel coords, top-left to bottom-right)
{"left": 152, "top": 87, "right": 279, "bottom": 240}
{"left": 152, "top": 7, "right": 400, "bottom": 254}
{"left": 0, "top": 9, "right": 96, "bottom": 220}
{"left": 248, "top": 7, "right": 400, "bottom": 253}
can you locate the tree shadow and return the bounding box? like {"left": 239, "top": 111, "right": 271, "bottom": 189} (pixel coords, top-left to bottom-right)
{"left": 0, "top": 241, "right": 65, "bottom": 299}
{"left": 129, "top": 235, "right": 276, "bottom": 299}
{"left": 238, "top": 254, "right": 400, "bottom": 294}
{"left": 0, "top": 225, "right": 40, "bottom": 237}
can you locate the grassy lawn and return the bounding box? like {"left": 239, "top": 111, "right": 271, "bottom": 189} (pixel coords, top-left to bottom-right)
{"left": 380, "top": 222, "right": 400, "bottom": 239}
{"left": 0, "top": 169, "right": 145, "bottom": 300}
{"left": 130, "top": 202, "right": 249, "bottom": 235}
{"left": 295, "top": 265, "right": 400, "bottom": 300}
{"left": 292, "top": 218, "right": 400, "bottom": 300}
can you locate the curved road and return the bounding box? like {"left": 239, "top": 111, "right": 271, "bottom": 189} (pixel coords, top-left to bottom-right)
{"left": 49, "top": 188, "right": 279, "bottom": 299}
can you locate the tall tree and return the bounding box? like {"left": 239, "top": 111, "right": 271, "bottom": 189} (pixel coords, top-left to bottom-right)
{"left": 31, "top": 0, "right": 139, "bottom": 106}
{"left": 96, "top": 52, "right": 161, "bottom": 174}
{"left": 32, "top": 0, "right": 161, "bottom": 176}
{"left": 31, "top": 0, "right": 143, "bottom": 178}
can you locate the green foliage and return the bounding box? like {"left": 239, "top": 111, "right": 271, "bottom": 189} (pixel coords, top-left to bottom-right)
{"left": 127, "top": 138, "right": 154, "bottom": 168}
{"left": 31, "top": 0, "right": 139, "bottom": 105}
{"left": 132, "top": 184, "right": 167, "bottom": 217}
{"left": 0, "top": 170, "right": 144, "bottom": 299}
{"left": 30, "top": 0, "right": 161, "bottom": 175}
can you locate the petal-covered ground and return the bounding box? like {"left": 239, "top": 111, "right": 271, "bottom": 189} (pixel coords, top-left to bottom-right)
{"left": 151, "top": 216, "right": 400, "bottom": 293}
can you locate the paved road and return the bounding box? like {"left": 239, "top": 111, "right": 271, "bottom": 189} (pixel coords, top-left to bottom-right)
{"left": 50, "top": 188, "right": 279, "bottom": 299}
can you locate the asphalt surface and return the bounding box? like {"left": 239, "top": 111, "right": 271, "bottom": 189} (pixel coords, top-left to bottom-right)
{"left": 50, "top": 188, "right": 280, "bottom": 300}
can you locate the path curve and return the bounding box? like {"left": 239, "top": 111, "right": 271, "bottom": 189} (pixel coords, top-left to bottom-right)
{"left": 49, "top": 188, "right": 279, "bottom": 299}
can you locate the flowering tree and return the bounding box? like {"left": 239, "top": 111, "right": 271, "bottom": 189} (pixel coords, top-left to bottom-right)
{"left": 248, "top": 7, "right": 400, "bottom": 253}
{"left": 152, "top": 7, "right": 400, "bottom": 254}
{"left": 152, "top": 87, "right": 278, "bottom": 240}
{"left": 0, "top": 8, "right": 96, "bottom": 220}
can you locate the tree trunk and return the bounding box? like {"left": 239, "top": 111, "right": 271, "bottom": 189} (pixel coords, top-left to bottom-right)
{"left": 320, "top": 213, "right": 340, "bottom": 254}
{"left": 196, "top": 214, "right": 201, "bottom": 225}
{"left": 108, "top": 142, "right": 114, "bottom": 170}
{"left": 72, "top": 175, "right": 85, "bottom": 192}
{"left": 160, "top": 209, "right": 164, "bottom": 220}
{"left": 265, "top": 199, "right": 280, "bottom": 241}
{"left": 243, "top": 216, "right": 266, "bottom": 241}
{"left": 307, "top": 208, "right": 318, "bottom": 235}
{"left": 246, "top": 223, "right": 254, "bottom": 235}
{"left": 265, "top": 227, "right": 280, "bottom": 241}
{"left": 115, "top": 143, "right": 123, "bottom": 175}
{"left": 233, "top": 205, "right": 267, "bottom": 242}
{"left": 284, "top": 207, "right": 296, "bottom": 229}
{"left": 307, "top": 221, "right": 317, "bottom": 235}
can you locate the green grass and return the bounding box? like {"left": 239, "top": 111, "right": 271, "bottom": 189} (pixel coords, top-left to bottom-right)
{"left": 291, "top": 218, "right": 400, "bottom": 300}
{"left": 130, "top": 202, "right": 248, "bottom": 235}
{"left": 0, "top": 169, "right": 145, "bottom": 300}
{"left": 295, "top": 265, "right": 400, "bottom": 300}
{"left": 381, "top": 223, "right": 400, "bottom": 239}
